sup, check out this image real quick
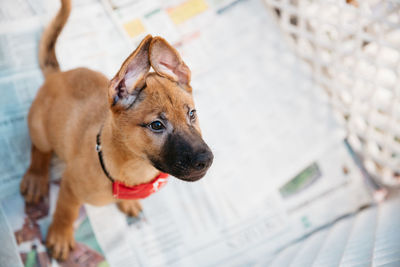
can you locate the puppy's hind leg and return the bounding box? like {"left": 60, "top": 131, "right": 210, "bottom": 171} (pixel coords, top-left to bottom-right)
{"left": 20, "top": 145, "right": 52, "bottom": 203}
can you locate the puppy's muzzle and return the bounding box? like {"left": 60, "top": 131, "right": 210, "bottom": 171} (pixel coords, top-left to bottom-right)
{"left": 150, "top": 131, "right": 214, "bottom": 182}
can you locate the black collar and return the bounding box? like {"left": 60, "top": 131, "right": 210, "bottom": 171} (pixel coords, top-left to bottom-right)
{"left": 96, "top": 127, "right": 114, "bottom": 183}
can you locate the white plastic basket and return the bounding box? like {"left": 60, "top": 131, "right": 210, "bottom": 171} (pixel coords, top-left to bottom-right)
{"left": 263, "top": 0, "right": 400, "bottom": 187}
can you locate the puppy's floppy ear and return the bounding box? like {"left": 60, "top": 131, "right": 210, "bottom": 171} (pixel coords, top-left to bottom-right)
{"left": 149, "top": 37, "right": 191, "bottom": 85}
{"left": 109, "top": 34, "right": 152, "bottom": 110}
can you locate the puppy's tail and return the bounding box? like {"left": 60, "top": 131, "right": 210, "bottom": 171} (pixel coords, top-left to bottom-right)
{"left": 38, "top": 0, "right": 71, "bottom": 77}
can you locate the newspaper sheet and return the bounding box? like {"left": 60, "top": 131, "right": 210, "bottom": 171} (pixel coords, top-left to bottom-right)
{"left": 0, "top": 0, "right": 374, "bottom": 266}
{"left": 0, "top": 23, "right": 44, "bottom": 199}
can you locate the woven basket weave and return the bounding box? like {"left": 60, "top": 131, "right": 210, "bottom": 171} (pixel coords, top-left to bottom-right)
{"left": 263, "top": 0, "right": 400, "bottom": 187}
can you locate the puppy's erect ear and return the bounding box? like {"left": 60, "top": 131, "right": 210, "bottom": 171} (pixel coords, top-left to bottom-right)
{"left": 109, "top": 35, "right": 152, "bottom": 110}
{"left": 149, "top": 37, "right": 191, "bottom": 85}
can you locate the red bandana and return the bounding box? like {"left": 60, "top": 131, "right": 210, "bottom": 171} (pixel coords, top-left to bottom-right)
{"left": 112, "top": 172, "right": 169, "bottom": 199}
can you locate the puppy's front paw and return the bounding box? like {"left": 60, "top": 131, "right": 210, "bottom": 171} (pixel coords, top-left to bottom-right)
{"left": 46, "top": 223, "right": 75, "bottom": 261}
{"left": 20, "top": 171, "right": 48, "bottom": 204}
{"left": 117, "top": 199, "right": 142, "bottom": 217}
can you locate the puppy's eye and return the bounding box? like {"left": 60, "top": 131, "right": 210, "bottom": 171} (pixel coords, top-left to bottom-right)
{"left": 189, "top": 109, "right": 196, "bottom": 121}
{"left": 148, "top": 121, "right": 165, "bottom": 132}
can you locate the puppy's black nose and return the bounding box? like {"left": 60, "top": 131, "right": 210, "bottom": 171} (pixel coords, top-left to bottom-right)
{"left": 192, "top": 150, "right": 214, "bottom": 171}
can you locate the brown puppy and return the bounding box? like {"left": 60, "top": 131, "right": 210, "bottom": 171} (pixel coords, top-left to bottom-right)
{"left": 20, "top": 0, "right": 213, "bottom": 261}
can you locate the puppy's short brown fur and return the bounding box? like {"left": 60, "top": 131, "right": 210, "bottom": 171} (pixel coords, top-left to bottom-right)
{"left": 20, "top": 0, "right": 213, "bottom": 260}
